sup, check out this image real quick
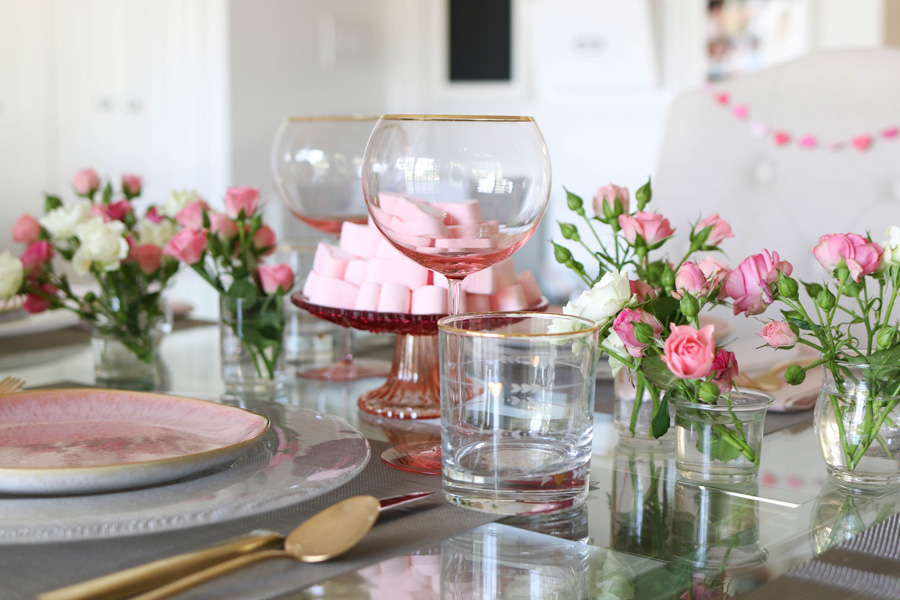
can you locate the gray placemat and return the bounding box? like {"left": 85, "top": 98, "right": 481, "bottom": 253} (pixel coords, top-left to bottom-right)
{"left": 742, "top": 512, "right": 900, "bottom": 600}
{"left": 6, "top": 440, "right": 499, "bottom": 600}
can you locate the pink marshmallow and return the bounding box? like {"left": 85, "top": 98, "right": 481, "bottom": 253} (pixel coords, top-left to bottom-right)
{"left": 448, "top": 220, "right": 500, "bottom": 238}
{"left": 493, "top": 258, "right": 517, "bottom": 287}
{"left": 356, "top": 282, "right": 381, "bottom": 311}
{"left": 490, "top": 284, "right": 528, "bottom": 311}
{"left": 464, "top": 293, "right": 491, "bottom": 312}
{"left": 431, "top": 272, "right": 449, "bottom": 288}
{"left": 378, "top": 282, "right": 411, "bottom": 313}
{"left": 366, "top": 257, "right": 430, "bottom": 289}
{"left": 384, "top": 195, "right": 443, "bottom": 221}
{"left": 312, "top": 243, "right": 352, "bottom": 279}
{"left": 339, "top": 222, "right": 382, "bottom": 258}
{"left": 376, "top": 193, "right": 406, "bottom": 214}
{"left": 433, "top": 200, "right": 482, "bottom": 225}
{"left": 301, "top": 270, "right": 323, "bottom": 299}
{"left": 309, "top": 277, "right": 359, "bottom": 310}
{"left": 391, "top": 216, "right": 448, "bottom": 239}
{"left": 411, "top": 286, "right": 448, "bottom": 315}
{"left": 344, "top": 259, "right": 368, "bottom": 286}
{"left": 375, "top": 237, "right": 404, "bottom": 258}
{"left": 462, "top": 267, "right": 498, "bottom": 294}
{"left": 517, "top": 270, "right": 542, "bottom": 306}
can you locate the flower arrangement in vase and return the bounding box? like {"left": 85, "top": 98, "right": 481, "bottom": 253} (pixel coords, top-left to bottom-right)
{"left": 163, "top": 186, "right": 294, "bottom": 395}
{"left": 755, "top": 229, "right": 900, "bottom": 485}
{"left": 552, "top": 180, "right": 782, "bottom": 477}
{"left": 1, "top": 169, "right": 179, "bottom": 385}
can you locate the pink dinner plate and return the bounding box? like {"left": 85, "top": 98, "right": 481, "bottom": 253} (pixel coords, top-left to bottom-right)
{"left": 0, "top": 389, "right": 269, "bottom": 495}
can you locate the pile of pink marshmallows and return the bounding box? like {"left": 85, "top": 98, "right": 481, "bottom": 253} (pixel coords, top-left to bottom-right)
{"left": 302, "top": 197, "right": 542, "bottom": 315}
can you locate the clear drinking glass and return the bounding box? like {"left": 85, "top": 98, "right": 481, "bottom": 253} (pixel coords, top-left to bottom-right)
{"left": 438, "top": 312, "right": 599, "bottom": 514}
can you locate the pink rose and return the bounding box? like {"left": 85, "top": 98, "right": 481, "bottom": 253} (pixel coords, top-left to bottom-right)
{"left": 612, "top": 308, "right": 663, "bottom": 357}
{"left": 593, "top": 184, "right": 629, "bottom": 217}
{"left": 629, "top": 279, "right": 658, "bottom": 304}
{"left": 698, "top": 255, "right": 731, "bottom": 298}
{"left": 694, "top": 214, "right": 734, "bottom": 247}
{"left": 90, "top": 200, "right": 133, "bottom": 222}
{"left": 73, "top": 168, "right": 101, "bottom": 196}
{"left": 258, "top": 263, "right": 295, "bottom": 294}
{"left": 711, "top": 349, "right": 739, "bottom": 393}
{"left": 174, "top": 201, "right": 209, "bottom": 230}
{"left": 132, "top": 244, "right": 163, "bottom": 274}
{"left": 23, "top": 283, "right": 57, "bottom": 314}
{"left": 121, "top": 173, "right": 142, "bottom": 197}
{"left": 253, "top": 224, "right": 276, "bottom": 256}
{"left": 13, "top": 214, "right": 42, "bottom": 244}
{"left": 145, "top": 206, "right": 163, "bottom": 223}
{"left": 209, "top": 212, "right": 239, "bottom": 238}
{"left": 725, "top": 250, "right": 793, "bottom": 317}
{"left": 672, "top": 262, "right": 709, "bottom": 299}
{"left": 224, "top": 187, "right": 260, "bottom": 218}
{"left": 163, "top": 228, "right": 207, "bottom": 264}
{"left": 811, "top": 233, "right": 883, "bottom": 282}
{"left": 758, "top": 321, "right": 798, "bottom": 348}
{"left": 662, "top": 324, "right": 716, "bottom": 379}
{"left": 618, "top": 212, "right": 675, "bottom": 246}
{"left": 20, "top": 241, "right": 54, "bottom": 270}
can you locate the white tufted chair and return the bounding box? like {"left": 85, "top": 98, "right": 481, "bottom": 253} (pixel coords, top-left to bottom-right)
{"left": 655, "top": 48, "right": 900, "bottom": 281}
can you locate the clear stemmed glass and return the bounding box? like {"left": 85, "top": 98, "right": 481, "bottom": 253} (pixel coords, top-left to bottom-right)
{"left": 272, "top": 115, "right": 390, "bottom": 381}
{"left": 361, "top": 114, "right": 552, "bottom": 473}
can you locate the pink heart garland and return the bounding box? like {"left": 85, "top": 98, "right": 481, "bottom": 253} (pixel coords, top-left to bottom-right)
{"left": 882, "top": 127, "right": 899, "bottom": 139}
{"left": 799, "top": 135, "right": 817, "bottom": 148}
{"left": 827, "top": 141, "right": 845, "bottom": 151}
{"left": 749, "top": 121, "right": 769, "bottom": 138}
{"left": 732, "top": 104, "right": 748, "bottom": 120}
{"left": 852, "top": 135, "right": 872, "bottom": 151}
{"left": 715, "top": 92, "right": 730, "bottom": 105}
{"left": 774, "top": 131, "right": 792, "bottom": 146}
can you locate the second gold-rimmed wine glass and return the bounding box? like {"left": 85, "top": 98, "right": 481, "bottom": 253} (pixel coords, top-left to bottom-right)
{"left": 361, "top": 114, "right": 552, "bottom": 473}
{"left": 272, "top": 115, "right": 390, "bottom": 381}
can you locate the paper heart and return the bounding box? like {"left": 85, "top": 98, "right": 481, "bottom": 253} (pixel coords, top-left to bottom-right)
{"left": 749, "top": 121, "right": 769, "bottom": 138}
{"left": 852, "top": 135, "right": 872, "bottom": 151}
{"left": 732, "top": 104, "right": 748, "bottom": 120}
{"left": 798, "top": 135, "right": 817, "bottom": 148}
{"left": 774, "top": 131, "right": 792, "bottom": 146}
{"left": 882, "top": 127, "right": 899, "bottom": 139}
{"left": 715, "top": 92, "right": 730, "bottom": 105}
{"left": 827, "top": 141, "right": 845, "bottom": 151}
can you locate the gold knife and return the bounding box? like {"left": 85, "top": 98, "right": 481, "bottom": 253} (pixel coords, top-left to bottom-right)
{"left": 37, "top": 491, "right": 434, "bottom": 600}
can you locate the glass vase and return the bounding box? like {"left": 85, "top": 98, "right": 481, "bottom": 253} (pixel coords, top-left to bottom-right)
{"left": 814, "top": 361, "right": 900, "bottom": 486}
{"left": 614, "top": 369, "right": 674, "bottom": 444}
{"left": 219, "top": 294, "right": 286, "bottom": 396}
{"left": 90, "top": 314, "right": 165, "bottom": 391}
{"left": 672, "top": 389, "right": 774, "bottom": 483}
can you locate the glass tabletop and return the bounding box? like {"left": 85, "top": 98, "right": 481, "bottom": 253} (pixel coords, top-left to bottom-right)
{"left": 2, "top": 323, "right": 898, "bottom": 598}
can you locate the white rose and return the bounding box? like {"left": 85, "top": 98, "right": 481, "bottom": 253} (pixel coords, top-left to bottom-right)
{"left": 72, "top": 218, "right": 129, "bottom": 275}
{"left": 564, "top": 270, "right": 633, "bottom": 329}
{"left": 39, "top": 201, "right": 91, "bottom": 240}
{"left": 0, "top": 251, "right": 24, "bottom": 301}
{"left": 161, "top": 189, "right": 201, "bottom": 218}
{"left": 137, "top": 218, "right": 178, "bottom": 247}
{"left": 603, "top": 331, "right": 629, "bottom": 376}
{"left": 880, "top": 226, "right": 900, "bottom": 267}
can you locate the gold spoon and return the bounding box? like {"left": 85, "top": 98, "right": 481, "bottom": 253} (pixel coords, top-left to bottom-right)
{"left": 124, "top": 495, "right": 383, "bottom": 600}
{"left": 0, "top": 376, "right": 25, "bottom": 394}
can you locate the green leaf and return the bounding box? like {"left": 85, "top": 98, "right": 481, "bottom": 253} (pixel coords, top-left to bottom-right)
{"left": 850, "top": 346, "right": 900, "bottom": 367}
{"left": 102, "top": 182, "right": 113, "bottom": 205}
{"left": 651, "top": 397, "right": 670, "bottom": 439}
{"left": 44, "top": 194, "right": 63, "bottom": 212}
{"left": 225, "top": 278, "right": 258, "bottom": 303}
{"left": 700, "top": 427, "right": 743, "bottom": 464}
{"left": 803, "top": 281, "right": 823, "bottom": 300}
{"left": 641, "top": 356, "right": 678, "bottom": 391}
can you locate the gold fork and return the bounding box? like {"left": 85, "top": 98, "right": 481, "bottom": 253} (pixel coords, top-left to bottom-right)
{"left": 0, "top": 376, "right": 25, "bottom": 394}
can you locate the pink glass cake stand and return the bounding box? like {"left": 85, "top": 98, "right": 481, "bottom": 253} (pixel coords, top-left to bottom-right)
{"left": 292, "top": 294, "right": 549, "bottom": 422}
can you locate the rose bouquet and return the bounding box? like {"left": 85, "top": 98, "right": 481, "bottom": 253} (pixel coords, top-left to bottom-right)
{"left": 755, "top": 229, "right": 900, "bottom": 481}
{"left": 1, "top": 169, "right": 179, "bottom": 365}
{"left": 163, "top": 187, "right": 294, "bottom": 389}
{"left": 552, "top": 180, "right": 786, "bottom": 470}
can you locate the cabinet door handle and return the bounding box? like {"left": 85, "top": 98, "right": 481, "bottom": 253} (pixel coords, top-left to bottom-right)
{"left": 126, "top": 97, "right": 143, "bottom": 114}
{"left": 95, "top": 96, "right": 115, "bottom": 113}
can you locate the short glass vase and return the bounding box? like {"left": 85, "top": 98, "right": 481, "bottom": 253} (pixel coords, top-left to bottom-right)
{"left": 614, "top": 369, "right": 674, "bottom": 444}
{"left": 672, "top": 389, "right": 775, "bottom": 483}
{"left": 219, "top": 294, "right": 286, "bottom": 396}
{"left": 91, "top": 314, "right": 166, "bottom": 391}
{"left": 814, "top": 360, "right": 900, "bottom": 487}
